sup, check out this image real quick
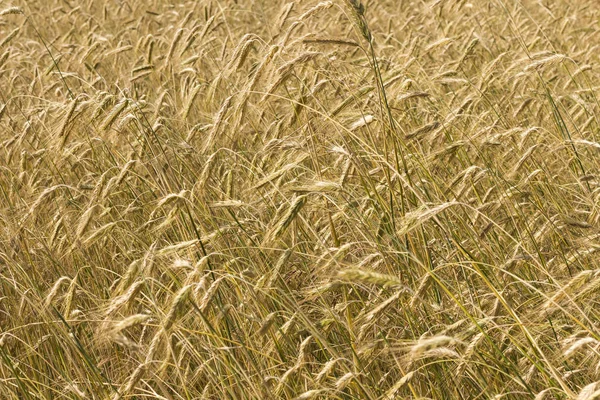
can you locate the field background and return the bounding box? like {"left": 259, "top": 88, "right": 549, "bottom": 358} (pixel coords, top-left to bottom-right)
{"left": 1, "top": 0, "right": 600, "bottom": 398}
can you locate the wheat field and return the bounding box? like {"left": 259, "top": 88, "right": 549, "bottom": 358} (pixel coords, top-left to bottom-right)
{"left": 1, "top": 0, "right": 600, "bottom": 398}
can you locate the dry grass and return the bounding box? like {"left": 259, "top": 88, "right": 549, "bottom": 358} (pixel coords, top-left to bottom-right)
{"left": 1, "top": 0, "right": 600, "bottom": 398}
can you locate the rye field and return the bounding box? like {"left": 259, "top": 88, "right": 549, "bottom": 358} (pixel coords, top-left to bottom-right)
{"left": 2, "top": 0, "right": 600, "bottom": 398}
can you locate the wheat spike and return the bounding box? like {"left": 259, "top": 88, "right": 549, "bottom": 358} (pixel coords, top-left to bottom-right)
{"left": 0, "top": 7, "right": 24, "bottom": 15}
{"left": 264, "top": 195, "right": 307, "bottom": 244}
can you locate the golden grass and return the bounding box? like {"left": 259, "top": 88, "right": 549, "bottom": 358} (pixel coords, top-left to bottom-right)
{"left": 1, "top": 0, "right": 600, "bottom": 398}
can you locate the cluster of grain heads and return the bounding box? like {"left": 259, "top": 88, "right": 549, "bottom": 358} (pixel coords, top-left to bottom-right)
{"left": 3, "top": 0, "right": 600, "bottom": 398}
